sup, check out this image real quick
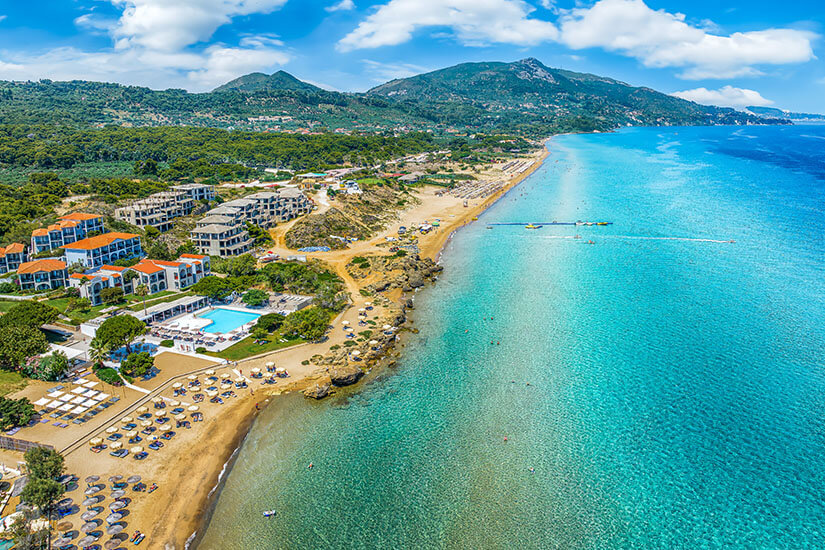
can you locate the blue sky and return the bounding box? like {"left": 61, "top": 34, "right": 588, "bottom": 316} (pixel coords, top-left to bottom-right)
{"left": 0, "top": 0, "right": 822, "bottom": 111}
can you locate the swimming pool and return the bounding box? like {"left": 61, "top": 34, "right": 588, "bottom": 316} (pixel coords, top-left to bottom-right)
{"left": 198, "top": 308, "right": 262, "bottom": 333}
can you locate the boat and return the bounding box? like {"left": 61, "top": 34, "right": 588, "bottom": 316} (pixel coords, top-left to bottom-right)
{"left": 471, "top": 216, "right": 478, "bottom": 221}
{"left": 596, "top": 222, "right": 608, "bottom": 226}
{"left": 525, "top": 224, "right": 540, "bottom": 230}
{"left": 263, "top": 510, "right": 277, "bottom": 518}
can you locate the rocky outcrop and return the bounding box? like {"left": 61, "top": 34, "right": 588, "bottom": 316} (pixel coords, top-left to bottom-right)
{"left": 329, "top": 365, "right": 364, "bottom": 386}
{"left": 363, "top": 254, "right": 443, "bottom": 294}
{"left": 303, "top": 375, "right": 332, "bottom": 399}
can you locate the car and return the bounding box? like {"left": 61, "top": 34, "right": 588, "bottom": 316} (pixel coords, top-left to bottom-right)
{"left": 109, "top": 449, "right": 128, "bottom": 458}
{"left": 133, "top": 452, "right": 148, "bottom": 461}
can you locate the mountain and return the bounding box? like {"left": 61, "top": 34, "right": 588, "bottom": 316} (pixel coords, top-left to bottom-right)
{"left": 0, "top": 58, "right": 782, "bottom": 135}
{"left": 368, "top": 58, "right": 763, "bottom": 131}
{"left": 746, "top": 106, "right": 825, "bottom": 122}
{"left": 212, "top": 70, "right": 321, "bottom": 93}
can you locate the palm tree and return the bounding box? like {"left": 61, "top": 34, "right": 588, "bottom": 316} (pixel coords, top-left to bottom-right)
{"left": 135, "top": 284, "right": 149, "bottom": 316}
{"left": 88, "top": 338, "right": 108, "bottom": 367}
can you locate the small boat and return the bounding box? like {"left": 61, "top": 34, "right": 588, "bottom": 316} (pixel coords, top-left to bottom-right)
{"left": 263, "top": 510, "right": 277, "bottom": 518}
{"left": 486, "top": 226, "right": 493, "bottom": 230}
{"left": 596, "top": 222, "right": 608, "bottom": 226}
{"left": 471, "top": 216, "right": 478, "bottom": 220}
{"left": 525, "top": 224, "right": 540, "bottom": 229}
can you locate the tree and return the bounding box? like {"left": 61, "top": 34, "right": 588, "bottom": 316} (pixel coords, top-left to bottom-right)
{"left": 0, "top": 397, "right": 36, "bottom": 430}
{"left": 144, "top": 226, "right": 161, "bottom": 239}
{"left": 123, "top": 269, "right": 139, "bottom": 284}
{"left": 24, "top": 447, "right": 64, "bottom": 480}
{"left": 242, "top": 289, "right": 268, "bottom": 307}
{"left": 134, "top": 159, "right": 158, "bottom": 176}
{"left": 0, "top": 326, "right": 49, "bottom": 370}
{"left": 88, "top": 338, "right": 108, "bottom": 366}
{"left": 100, "top": 287, "right": 125, "bottom": 305}
{"left": 26, "top": 352, "right": 69, "bottom": 381}
{"left": 120, "top": 351, "right": 153, "bottom": 378}
{"left": 66, "top": 297, "right": 91, "bottom": 313}
{"left": 135, "top": 284, "right": 149, "bottom": 316}
{"left": 282, "top": 307, "right": 329, "bottom": 341}
{"left": 256, "top": 313, "right": 284, "bottom": 333}
{"left": 0, "top": 301, "right": 59, "bottom": 330}
{"left": 245, "top": 223, "right": 272, "bottom": 246}
{"left": 20, "top": 478, "right": 64, "bottom": 539}
{"left": 92, "top": 315, "right": 145, "bottom": 355}
{"left": 191, "top": 276, "right": 234, "bottom": 301}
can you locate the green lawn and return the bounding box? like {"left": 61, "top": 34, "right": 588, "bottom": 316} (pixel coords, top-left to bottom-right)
{"left": 43, "top": 297, "right": 110, "bottom": 322}
{"left": 206, "top": 333, "right": 303, "bottom": 361}
{"left": 127, "top": 291, "right": 192, "bottom": 312}
{"left": 0, "top": 301, "right": 20, "bottom": 313}
{"left": 127, "top": 290, "right": 176, "bottom": 303}
{"left": 0, "top": 371, "right": 28, "bottom": 397}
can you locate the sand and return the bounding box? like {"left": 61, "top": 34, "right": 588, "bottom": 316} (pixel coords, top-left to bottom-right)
{"left": 3, "top": 148, "right": 549, "bottom": 549}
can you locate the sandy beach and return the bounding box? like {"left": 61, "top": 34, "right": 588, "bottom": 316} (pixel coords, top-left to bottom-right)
{"left": 1, "top": 147, "right": 549, "bottom": 549}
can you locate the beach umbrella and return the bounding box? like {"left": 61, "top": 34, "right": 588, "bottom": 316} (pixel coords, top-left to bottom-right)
{"left": 365, "top": 302, "right": 372, "bottom": 306}
{"left": 341, "top": 320, "right": 350, "bottom": 326}
{"left": 350, "top": 350, "right": 361, "bottom": 356}
{"left": 169, "top": 399, "right": 180, "bottom": 406}
{"left": 130, "top": 445, "right": 143, "bottom": 453}
{"left": 136, "top": 406, "right": 149, "bottom": 413}
{"left": 104, "top": 540, "right": 122, "bottom": 550}
{"left": 108, "top": 475, "right": 123, "bottom": 483}
{"left": 154, "top": 410, "right": 166, "bottom": 417}
{"left": 275, "top": 367, "right": 286, "bottom": 374}
{"left": 53, "top": 536, "right": 73, "bottom": 547}
{"left": 110, "top": 441, "right": 123, "bottom": 450}
{"left": 383, "top": 324, "right": 392, "bottom": 330}
{"left": 358, "top": 308, "right": 365, "bottom": 313}
{"left": 89, "top": 438, "right": 103, "bottom": 446}
{"left": 187, "top": 405, "right": 199, "bottom": 412}
{"left": 172, "top": 382, "right": 183, "bottom": 389}
{"left": 106, "top": 514, "right": 123, "bottom": 525}
{"left": 125, "top": 431, "right": 137, "bottom": 438}
{"left": 174, "top": 413, "right": 186, "bottom": 421}
{"left": 81, "top": 521, "right": 99, "bottom": 533}
{"left": 369, "top": 340, "right": 379, "bottom": 347}
{"left": 119, "top": 416, "right": 132, "bottom": 424}
{"left": 234, "top": 376, "right": 245, "bottom": 383}
{"left": 107, "top": 524, "right": 124, "bottom": 536}
{"left": 85, "top": 486, "right": 102, "bottom": 495}
{"left": 111, "top": 490, "right": 126, "bottom": 499}
{"left": 251, "top": 367, "right": 260, "bottom": 373}
{"left": 221, "top": 372, "right": 231, "bottom": 379}
{"left": 110, "top": 500, "right": 126, "bottom": 510}
{"left": 151, "top": 397, "right": 163, "bottom": 404}
{"left": 82, "top": 497, "right": 99, "bottom": 506}
{"left": 206, "top": 389, "right": 218, "bottom": 397}
{"left": 265, "top": 362, "right": 274, "bottom": 368}
{"left": 85, "top": 475, "right": 100, "bottom": 484}
{"left": 187, "top": 374, "right": 198, "bottom": 381}
{"left": 81, "top": 511, "right": 98, "bottom": 521}
{"left": 148, "top": 435, "right": 158, "bottom": 441}
{"left": 127, "top": 475, "right": 141, "bottom": 484}
{"left": 105, "top": 426, "right": 118, "bottom": 434}
{"left": 159, "top": 424, "right": 171, "bottom": 432}
{"left": 205, "top": 369, "right": 215, "bottom": 375}
{"left": 140, "top": 420, "right": 152, "bottom": 427}
{"left": 57, "top": 521, "right": 73, "bottom": 532}
{"left": 77, "top": 535, "right": 98, "bottom": 547}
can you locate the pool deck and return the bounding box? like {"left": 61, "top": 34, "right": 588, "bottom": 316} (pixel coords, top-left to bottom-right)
{"left": 145, "top": 304, "right": 269, "bottom": 354}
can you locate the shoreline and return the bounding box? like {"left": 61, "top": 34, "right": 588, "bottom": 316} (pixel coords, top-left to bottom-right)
{"left": 121, "top": 145, "right": 552, "bottom": 549}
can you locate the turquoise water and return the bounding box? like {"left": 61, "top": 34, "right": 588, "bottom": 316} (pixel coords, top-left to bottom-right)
{"left": 199, "top": 308, "right": 261, "bottom": 333}
{"left": 199, "top": 126, "right": 825, "bottom": 549}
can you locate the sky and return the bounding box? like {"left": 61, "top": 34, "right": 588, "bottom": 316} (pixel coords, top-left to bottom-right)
{"left": 0, "top": 0, "right": 822, "bottom": 112}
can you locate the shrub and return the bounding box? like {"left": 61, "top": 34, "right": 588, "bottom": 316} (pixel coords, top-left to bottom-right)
{"left": 195, "top": 347, "right": 207, "bottom": 354}
{"left": 120, "top": 352, "right": 153, "bottom": 378}
{"left": 160, "top": 340, "right": 174, "bottom": 348}
{"left": 93, "top": 367, "right": 122, "bottom": 386}
{"left": 256, "top": 313, "right": 284, "bottom": 333}
{"left": 343, "top": 341, "right": 356, "bottom": 347}
{"left": 0, "top": 397, "right": 36, "bottom": 431}
{"left": 242, "top": 289, "right": 269, "bottom": 307}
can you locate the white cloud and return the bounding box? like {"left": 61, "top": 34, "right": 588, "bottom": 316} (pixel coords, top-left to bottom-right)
{"left": 672, "top": 86, "right": 774, "bottom": 108}
{"left": 110, "top": 0, "right": 288, "bottom": 52}
{"left": 337, "top": 0, "right": 558, "bottom": 51}
{"left": 74, "top": 13, "right": 117, "bottom": 33}
{"left": 0, "top": 15, "right": 7, "bottom": 23}
{"left": 326, "top": 0, "right": 355, "bottom": 12}
{"left": 557, "top": 0, "right": 817, "bottom": 79}
{"left": 188, "top": 45, "right": 291, "bottom": 89}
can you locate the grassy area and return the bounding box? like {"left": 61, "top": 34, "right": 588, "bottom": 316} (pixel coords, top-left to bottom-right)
{"left": 0, "top": 370, "right": 28, "bottom": 397}
{"left": 127, "top": 291, "right": 192, "bottom": 312}
{"left": 0, "top": 300, "right": 20, "bottom": 313}
{"left": 206, "top": 333, "right": 303, "bottom": 361}
{"left": 43, "top": 297, "right": 109, "bottom": 322}
{"left": 127, "top": 290, "right": 176, "bottom": 303}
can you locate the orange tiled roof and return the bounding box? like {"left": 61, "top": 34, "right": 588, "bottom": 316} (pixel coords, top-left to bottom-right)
{"left": 131, "top": 263, "right": 164, "bottom": 275}
{"left": 59, "top": 213, "right": 101, "bottom": 221}
{"left": 180, "top": 254, "right": 207, "bottom": 260}
{"left": 70, "top": 273, "right": 94, "bottom": 280}
{"left": 32, "top": 228, "right": 49, "bottom": 237}
{"left": 144, "top": 259, "right": 183, "bottom": 268}
{"left": 61, "top": 232, "right": 139, "bottom": 251}
{"left": 4, "top": 243, "right": 25, "bottom": 254}
{"left": 17, "top": 259, "right": 66, "bottom": 274}
{"left": 100, "top": 265, "right": 127, "bottom": 272}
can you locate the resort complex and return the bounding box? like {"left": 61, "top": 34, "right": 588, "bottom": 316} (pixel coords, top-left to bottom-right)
{"left": 30, "top": 213, "right": 104, "bottom": 255}
{"left": 0, "top": 242, "right": 28, "bottom": 274}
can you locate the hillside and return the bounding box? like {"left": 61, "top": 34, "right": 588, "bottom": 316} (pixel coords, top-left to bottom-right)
{"left": 368, "top": 58, "right": 763, "bottom": 132}
{"left": 0, "top": 58, "right": 781, "bottom": 135}
{"left": 746, "top": 106, "right": 825, "bottom": 122}
{"left": 213, "top": 71, "right": 322, "bottom": 93}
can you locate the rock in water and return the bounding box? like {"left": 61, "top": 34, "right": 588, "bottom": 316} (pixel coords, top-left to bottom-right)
{"left": 329, "top": 365, "right": 364, "bottom": 387}
{"left": 303, "top": 376, "right": 332, "bottom": 399}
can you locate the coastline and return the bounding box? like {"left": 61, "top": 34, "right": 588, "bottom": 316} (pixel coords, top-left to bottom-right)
{"left": 132, "top": 145, "right": 552, "bottom": 549}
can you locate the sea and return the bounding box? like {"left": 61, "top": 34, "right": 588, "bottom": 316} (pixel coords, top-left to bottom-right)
{"left": 197, "top": 125, "right": 825, "bottom": 549}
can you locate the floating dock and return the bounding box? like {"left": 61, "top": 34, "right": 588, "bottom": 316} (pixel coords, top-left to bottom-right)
{"left": 488, "top": 222, "right": 613, "bottom": 226}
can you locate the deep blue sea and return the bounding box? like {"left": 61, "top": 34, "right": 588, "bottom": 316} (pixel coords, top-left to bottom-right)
{"left": 199, "top": 126, "right": 825, "bottom": 549}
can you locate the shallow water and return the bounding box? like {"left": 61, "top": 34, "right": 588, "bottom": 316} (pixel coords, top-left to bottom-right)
{"left": 199, "top": 126, "right": 825, "bottom": 549}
